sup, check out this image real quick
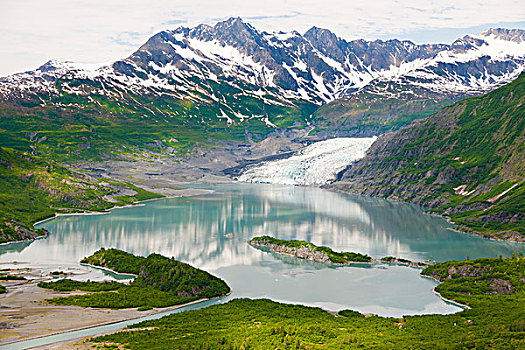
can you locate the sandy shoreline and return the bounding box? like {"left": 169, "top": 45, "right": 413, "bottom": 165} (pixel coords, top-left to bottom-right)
{"left": 419, "top": 274, "right": 470, "bottom": 310}
{"left": 79, "top": 263, "right": 137, "bottom": 279}
{"left": 0, "top": 266, "right": 209, "bottom": 347}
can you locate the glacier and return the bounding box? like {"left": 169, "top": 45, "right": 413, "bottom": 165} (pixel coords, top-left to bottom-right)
{"left": 238, "top": 137, "right": 376, "bottom": 185}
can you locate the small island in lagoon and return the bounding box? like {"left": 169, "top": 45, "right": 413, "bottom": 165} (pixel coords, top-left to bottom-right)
{"left": 249, "top": 235, "right": 373, "bottom": 264}
{"left": 249, "top": 235, "right": 436, "bottom": 268}
{"left": 380, "top": 256, "right": 431, "bottom": 268}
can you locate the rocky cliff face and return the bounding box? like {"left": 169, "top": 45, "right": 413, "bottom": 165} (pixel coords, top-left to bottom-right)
{"left": 331, "top": 73, "right": 525, "bottom": 241}
{"left": 264, "top": 243, "right": 334, "bottom": 264}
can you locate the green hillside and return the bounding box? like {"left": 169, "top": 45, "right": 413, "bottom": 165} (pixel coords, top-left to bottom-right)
{"left": 314, "top": 89, "right": 454, "bottom": 136}
{"left": 0, "top": 77, "right": 316, "bottom": 163}
{"left": 0, "top": 147, "right": 162, "bottom": 243}
{"left": 39, "top": 248, "right": 230, "bottom": 309}
{"left": 334, "top": 73, "right": 525, "bottom": 240}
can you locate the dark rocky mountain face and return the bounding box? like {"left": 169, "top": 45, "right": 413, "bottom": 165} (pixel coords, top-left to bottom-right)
{"left": 481, "top": 28, "right": 525, "bottom": 43}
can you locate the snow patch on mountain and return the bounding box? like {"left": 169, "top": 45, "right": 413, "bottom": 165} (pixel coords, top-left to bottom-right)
{"left": 0, "top": 20, "right": 523, "bottom": 112}
{"left": 238, "top": 137, "right": 377, "bottom": 185}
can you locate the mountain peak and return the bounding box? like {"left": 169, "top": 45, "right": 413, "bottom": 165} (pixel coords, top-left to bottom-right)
{"left": 224, "top": 16, "right": 244, "bottom": 24}
{"left": 481, "top": 28, "right": 525, "bottom": 43}
{"left": 215, "top": 17, "right": 250, "bottom": 30}
{"left": 37, "top": 59, "right": 65, "bottom": 71}
{"left": 304, "top": 26, "right": 337, "bottom": 41}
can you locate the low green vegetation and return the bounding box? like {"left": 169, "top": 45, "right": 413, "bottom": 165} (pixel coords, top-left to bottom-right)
{"left": 39, "top": 249, "right": 230, "bottom": 309}
{"left": 0, "top": 147, "right": 163, "bottom": 244}
{"left": 89, "top": 255, "right": 524, "bottom": 349}
{"left": 380, "top": 256, "right": 428, "bottom": 267}
{"left": 0, "top": 274, "right": 26, "bottom": 281}
{"left": 0, "top": 272, "right": 25, "bottom": 293}
{"left": 50, "top": 270, "right": 67, "bottom": 276}
{"left": 249, "top": 235, "right": 372, "bottom": 263}
{"left": 381, "top": 256, "right": 411, "bottom": 263}
{"left": 42, "top": 284, "right": 197, "bottom": 309}
{"left": 38, "top": 279, "right": 123, "bottom": 292}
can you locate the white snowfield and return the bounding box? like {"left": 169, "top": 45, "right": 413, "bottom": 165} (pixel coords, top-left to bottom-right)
{"left": 238, "top": 137, "right": 377, "bottom": 185}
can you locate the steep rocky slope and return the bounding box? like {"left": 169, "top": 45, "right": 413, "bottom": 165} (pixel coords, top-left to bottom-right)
{"left": 332, "top": 73, "right": 525, "bottom": 241}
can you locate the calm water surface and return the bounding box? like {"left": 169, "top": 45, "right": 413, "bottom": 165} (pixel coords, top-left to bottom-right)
{"left": 1, "top": 183, "right": 522, "bottom": 317}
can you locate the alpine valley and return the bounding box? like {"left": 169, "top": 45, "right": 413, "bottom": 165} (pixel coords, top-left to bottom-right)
{"left": 1, "top": 15, "right": 525, "bottom": 350}
{"left": 0, "top": 18, "right": 524, "bottom": 242}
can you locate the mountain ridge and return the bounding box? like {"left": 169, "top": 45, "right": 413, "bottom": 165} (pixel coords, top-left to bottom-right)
{"left": 0, "top": 18, "right": 523, "bottom": 162}
{"left": 2, "top": 19, "right": 523, "bottom": 103}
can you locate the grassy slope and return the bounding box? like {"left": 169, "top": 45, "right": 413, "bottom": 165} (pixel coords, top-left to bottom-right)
{"left": 0, "top": 147, "right": 163, "bottom": 243}
{"left": 90, "top": 256, "right": 525, "bottom": 349}
{"left": 250, "top": 235, "right": 372, "bottom": 263}
{"left": 313, "top": 87, "right": 454, "bottom": 137}
{"left": 0, "top": 77, "right": 316, "bottom": 163}
{"left": 38, "top": 249, "right": 230, "bottom": 309}
{"left": 0, "top": 69, "right": 455, "bottom": 163}
{"left": 335, "top": 73, "right": 525, "bottom": 240}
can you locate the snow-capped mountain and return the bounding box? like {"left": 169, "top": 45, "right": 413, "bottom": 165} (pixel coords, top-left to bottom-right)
{"left": 359, "top": 28, "right": 525, "bottom": 99}
{"left": 0, "top": 18, "right": 523, "bottom": 137}
{"left": 2, "top": 19, "right": 523, "bottom": 104}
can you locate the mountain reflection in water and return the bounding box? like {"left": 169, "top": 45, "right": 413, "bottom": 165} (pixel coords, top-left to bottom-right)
{"left": 0, "top": 183, "right": 521, "bottom": 316}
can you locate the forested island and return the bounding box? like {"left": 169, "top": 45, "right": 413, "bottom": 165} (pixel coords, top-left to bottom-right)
{"left": 38, "top": 248, "right": 230, "bottom": 309}
{"left": 86, "top": 255, "right": 525, "bottom": 349}
{"left": 249, "top": 235, "right": 373, "bottom": 264}
{"left": 380, "top": 256, "right": 430, "bottom": 268}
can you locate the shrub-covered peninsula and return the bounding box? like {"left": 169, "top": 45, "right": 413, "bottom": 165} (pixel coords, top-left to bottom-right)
{"left": 38, "top": 248, "right": 230, "bottom": 309}
{"left": 88, "top": 255, "right": 525, "bottom": 349}
{"left": 249, "top": 235, "right": 373, "bottom": 264}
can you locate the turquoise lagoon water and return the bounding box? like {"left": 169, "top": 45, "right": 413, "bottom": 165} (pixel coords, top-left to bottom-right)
{"left": 0, "top": 183, "right": 522, "bottom": 318}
